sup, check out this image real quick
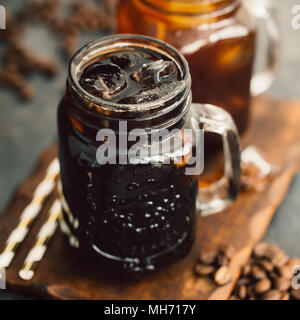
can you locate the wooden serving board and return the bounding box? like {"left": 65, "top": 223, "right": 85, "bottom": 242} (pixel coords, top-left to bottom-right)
{"left": 1, "top": 96, "right": 300, "bottom": 300}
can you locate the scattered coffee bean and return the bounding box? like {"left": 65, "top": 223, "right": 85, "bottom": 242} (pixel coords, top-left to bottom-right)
{"left": 20, "top": 85, "right": 35, "bottom": 100}
{"left": 273, "top": 277, "right": 291, "bottom": 291}
{"left": 230, "top": 242, "right": 300, "bottom": 300}
{"left": 197, "top": 251, "right": 217, "bottom": 265}
{"left": 261, "top": 289, "right": 282, "bottom": 300}
{"left": 0, "top": 0, "right": 119, "bottom": 100}
{"left": 195, "top": 243, "right": 300, "bottom": 300}
{"left": 253, "top": 243, "right": 272, "bottom": 259}
{"left": 214, "top": 266, "right": 232, "bottom": 285}
{"left": 287, "top": 257, "right": 300, "bottom": 268}
{"left": 278, "top": 265, "right": 294, "bottom": 279}
{"left": 194, "top": 264, "right": 214, "bottom": 276}
{"left": 273, "top": 252, "right": 290, "bottom": 268}
{"left": 254, "top": 279, "right": 271, "bottom": 294}
{"left": 242, "top": 264, "right": 251, "bottom": 276}
{"left": 237, "top": 285, "right": 247, "bottom": 299}
{"left": 254, "top": 243, "right": 288, "bottom": 267}
{"left": 194, "top": 246, "right": 235, "bottom": 287}
{"left": 251, "top": 265, "right": 267, "bottom": 280}
{"left": 280, "top": 292, "right": 290, "bottom": 300}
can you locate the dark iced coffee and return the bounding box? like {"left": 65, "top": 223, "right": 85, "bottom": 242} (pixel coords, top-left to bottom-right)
{"left": 58, "top": 37, "right": 198, "bottom": 273}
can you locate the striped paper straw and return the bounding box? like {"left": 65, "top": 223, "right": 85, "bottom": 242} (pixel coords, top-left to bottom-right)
{"left": 19, "top": 199, "right": 62, "bottom": 281}
{"left": 57, "top": 180, "right": 79, "bottom": 230}
{"left": 0, "top": 158, "right": 60, "bottom": 269}
{"left": 59, "top": 215, "right": 80, "bottom": 249}
{"left": 57, "top": 180, "right": 80, "bottom": 248}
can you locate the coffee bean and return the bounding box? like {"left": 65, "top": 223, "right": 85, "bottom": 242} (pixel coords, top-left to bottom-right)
{"left": 214, "top": 266, "right": 232, "bottom": 285}
{"left": 278, "top": 265, "right": 293, "bottom": 279}
{"left": 254, "top": 279, "right": 272, "bottom": 294}
{"left": 254, "top": 243, "right": 288, "bottom": 267}
{"left": 288, "top": 257, "right": 300, "bottom": 268}
{"left": 253, "top": 243, "right": 272, "bottom": 258}
{"left": 242, "top": 264, "right": 251, "bottom": 276}
{"left": 280, "top": 292, "right": 290, "bottom": 300}
{"left": 291, "top": 289, "right": 300, "bottom": 300}
{"left": 273, "top": 277, "right": 291, "bottom": 291}
{"left": 272, "top": 252, "right": 289, "bottom": 268}
{"left": 237, "top": 285, "right": 247, "bottom": 299}
{"left": 0, "top": 0, "right": 118, "bottom": 100}
{"left": 228, "top": 243, "right": 300, "bottom": 300}
{"left": 35, "top": 59, "right": 58, "bottom": 77}
{"left": 197, "top": 251, "right": 217, "bottom": 265}
{"left": 251, "top": 265, "right": 267, "bottom": 280}
{"left": 261, "top": 289, "right": 282, "bottom": 300}
{"left": 20, "top": 85, "right": 35, "bottom": 100}
{"left": 286, "top": 257, "right": 300, "bottom": 275}
{"left": 194, "top": 264, "right": 214, "bottom": 276}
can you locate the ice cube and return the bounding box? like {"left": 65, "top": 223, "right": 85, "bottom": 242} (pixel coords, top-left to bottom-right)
{"left": 110, "top": 52, "right": 146, "bottom": 69}
{"left": 131, "top": 60, "right": 177, "bottom": 85}
{"left": 156, "top": 81, "right": 185, "bottom": 96}
{"left": 79, "top": 62, "right": 127, "bottom": 99}
{"left": 118, "top": 81, "right": 184, "bottom": 104}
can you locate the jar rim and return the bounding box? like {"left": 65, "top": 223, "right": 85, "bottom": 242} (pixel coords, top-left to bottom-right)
{"left": 68, "top": 34, "right": 191, "bottom": 117}
{"left": 138, "top": 0, "right": 239, "bottom": 16}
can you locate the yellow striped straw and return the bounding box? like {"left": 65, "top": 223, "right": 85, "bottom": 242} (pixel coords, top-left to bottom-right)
{"left": 19, "top": 199, "right": 62, "bottom": 281}
{"left": 0, "top": 158, "right": 60, "bottom": 269}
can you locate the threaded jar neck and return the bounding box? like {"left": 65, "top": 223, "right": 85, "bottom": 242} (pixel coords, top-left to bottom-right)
{"left": 66, "top": 34, "right": 192, "bottom": 137}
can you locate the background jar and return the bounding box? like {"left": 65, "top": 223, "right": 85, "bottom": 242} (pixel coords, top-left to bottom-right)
{"left": 117, "top": 0, "right": 278, "bottom": 135}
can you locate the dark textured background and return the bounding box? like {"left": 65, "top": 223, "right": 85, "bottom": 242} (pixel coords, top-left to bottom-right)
{"left": 0, "top": 0, "right": 300, "bottom": 299}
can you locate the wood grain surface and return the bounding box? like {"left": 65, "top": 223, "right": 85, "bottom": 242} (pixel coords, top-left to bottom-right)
{"left": 1, "top": 96, "right": 300, "bottom": 300}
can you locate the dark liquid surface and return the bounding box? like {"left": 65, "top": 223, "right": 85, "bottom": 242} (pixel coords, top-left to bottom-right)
{"left": 78, "top": 49, "right": 181, "bottom": 105}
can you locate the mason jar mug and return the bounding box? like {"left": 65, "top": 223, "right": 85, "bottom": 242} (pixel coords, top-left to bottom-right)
{"left": 57, "top": 35, "right": 241, "bottom": 273}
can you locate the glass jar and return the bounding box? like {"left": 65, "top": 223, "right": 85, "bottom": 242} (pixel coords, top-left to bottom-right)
{"left": 117, "top": 0, "right": 278, "bottom": 134}
{"left": 57, "top": 35, "right": 241, "bottom": 273}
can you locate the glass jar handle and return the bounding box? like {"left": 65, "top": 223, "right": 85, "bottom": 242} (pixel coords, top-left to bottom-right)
{"left": 246, "top": 0, "right": 279, "bottom": 96}
{"left": 192, "top": 103, "right": 241, "bottom": 216}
